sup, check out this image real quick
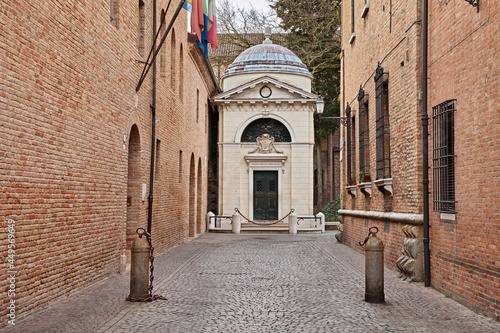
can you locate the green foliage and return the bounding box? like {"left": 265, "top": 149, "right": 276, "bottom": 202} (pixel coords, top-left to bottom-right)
{"left": 270, "top": 0, "right": 342, "bottom": 141}
{"left": 322, "top": 195, "right": 341, "bottom": 222}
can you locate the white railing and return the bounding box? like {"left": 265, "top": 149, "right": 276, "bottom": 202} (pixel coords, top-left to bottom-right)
{"left": 207, "top": 211, "right": 326, "bottom": 233}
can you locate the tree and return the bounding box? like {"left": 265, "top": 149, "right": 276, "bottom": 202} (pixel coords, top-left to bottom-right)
{"left": 271, "top": 0, "right": 342, "bottom": 210}
{"left": 213, "top": 1, "right": 280, "bottom": 64}
{"left": 210, "top": 0, "right": 284, "bottom": 82}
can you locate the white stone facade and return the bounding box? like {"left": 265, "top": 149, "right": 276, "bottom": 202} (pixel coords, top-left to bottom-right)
{"left": 214, "top": 72, "right": 318, "bottom": 220}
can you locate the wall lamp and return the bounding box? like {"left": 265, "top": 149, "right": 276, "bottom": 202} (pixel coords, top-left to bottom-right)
{"left": 317, "top": 96, "right": 348, "bottom": 126}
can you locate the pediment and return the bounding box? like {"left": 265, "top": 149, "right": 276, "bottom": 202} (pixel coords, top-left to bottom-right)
{"left": 213, "top": 76, "right": 317, "bottom": 102}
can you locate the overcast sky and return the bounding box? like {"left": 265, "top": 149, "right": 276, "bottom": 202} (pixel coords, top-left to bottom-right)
{"left": 231, "top": 0, "right": 272, "bottom": 13}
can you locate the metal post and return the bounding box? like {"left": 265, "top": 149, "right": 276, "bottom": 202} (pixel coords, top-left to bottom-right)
{"left": 147, "top": 0, "right": 158, "bottom": 235}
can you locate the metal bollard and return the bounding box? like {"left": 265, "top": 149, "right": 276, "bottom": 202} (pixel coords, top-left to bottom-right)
{"left": 288, "top": 213, "right": 297, "bottom": 234}
{"left": 128, "top": 229, "right": 150, "bottom": 300}
{"left": 232, "top": 213, "right": 241, "bottom": 234}
{"left": 359, "top": 227, "right": 385, "bottom": 303}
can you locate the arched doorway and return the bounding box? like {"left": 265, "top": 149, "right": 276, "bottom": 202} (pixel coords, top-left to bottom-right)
{"left": 197, "top": 158, "right": 203, "bottom": 234}
{"left": 189, "top": 153, "right": 196, "bottom": 237}
{"left": 126, "top": 125, "right": 141, "bottom": 251}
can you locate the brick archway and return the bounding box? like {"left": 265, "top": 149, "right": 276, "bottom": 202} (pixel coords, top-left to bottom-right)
{"left": 197, "top": 158, "right": 203, "bottom": 234}
{"left": 189, "top": 153, "right": 196, "bottom": 237}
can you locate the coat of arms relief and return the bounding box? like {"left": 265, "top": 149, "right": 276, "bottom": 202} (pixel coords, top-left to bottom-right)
{"left": 249, "top": 134, "right": 283, "bottom": 154}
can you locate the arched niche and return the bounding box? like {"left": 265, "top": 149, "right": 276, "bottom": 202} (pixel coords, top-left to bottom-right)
{"left": 235, "top": 114, "right": 296, "bottom": 143}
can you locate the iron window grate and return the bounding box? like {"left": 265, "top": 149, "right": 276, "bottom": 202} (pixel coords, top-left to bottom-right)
{"left": 375, "top": 65, "right": 391, "bottom": 180}
{"left": 346, "top": 105, "right": 356, "bottom": 185}
{"left": 432, "top": 99, "right": 457, "bottom": 213}
{"left": 358, "top": 87, "right": 370, "bottom": 182}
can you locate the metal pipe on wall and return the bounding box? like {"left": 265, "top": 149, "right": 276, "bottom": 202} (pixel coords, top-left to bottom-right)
{"left": 421, "top": 0, "right": 431, "bottom": 287}
{"left": 147, "top": 0, "right": 158, "bottom": 234}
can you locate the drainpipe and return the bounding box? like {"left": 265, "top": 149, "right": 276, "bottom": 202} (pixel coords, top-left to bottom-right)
{"left": 421, "top": 0, "right": 430, "bottom": 287}
{"left": 147, "top": 0, "right": 158, "bottom": 234}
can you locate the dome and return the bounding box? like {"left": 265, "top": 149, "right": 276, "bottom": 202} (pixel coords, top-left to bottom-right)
{"left": 222, "top": 38, "right": 313, "bottom": 79}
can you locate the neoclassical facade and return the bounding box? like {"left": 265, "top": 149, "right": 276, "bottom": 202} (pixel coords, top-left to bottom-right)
{"left": 213, "top": 34, "right": 319, "bottom": 220}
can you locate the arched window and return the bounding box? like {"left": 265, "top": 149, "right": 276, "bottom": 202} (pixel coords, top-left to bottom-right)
{"left": 170, "top": 29, "right": 176, "bottom": 89}
{"left": 179, "top": 44, "right": 184, "bottom": 101}
{"left": 241, "top": 118, "right": 292, "bottom": 142}
{"left": 110, "top": 0, "right": 120, "bottom": 28}
{"left": 160, "top": 9, "right": 166, "bottom": 78}
{"left": 138, "top": 0, "right": 145, "bottom": 55}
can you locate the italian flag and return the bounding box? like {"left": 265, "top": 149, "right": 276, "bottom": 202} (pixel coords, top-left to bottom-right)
{"left": 207, "top": 0, "right": 218, "bottom": 51}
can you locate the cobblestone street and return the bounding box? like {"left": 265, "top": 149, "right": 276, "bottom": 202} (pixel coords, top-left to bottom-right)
{"left": 3, "top": 233, "right": 499, "bottom": 333}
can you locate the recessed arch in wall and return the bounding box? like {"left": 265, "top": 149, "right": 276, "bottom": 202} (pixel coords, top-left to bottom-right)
{"left": 235, "top": 114, "right": 296, "bottom": 143}
{"left": 188, "top": 153, "right": 196, "bottom": 237}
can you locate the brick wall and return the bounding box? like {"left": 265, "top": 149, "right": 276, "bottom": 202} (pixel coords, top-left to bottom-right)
{"left": 341, "top": 0, "right": 500, "bottom": 320}
{"left": 427, "top": 0, "right": 499, "bottom": 320}
{"left": 0, "top": 0, "right": 216, "bottom": 325}
{"left": 340, "top": 0, "right": 423, "bottom": 269}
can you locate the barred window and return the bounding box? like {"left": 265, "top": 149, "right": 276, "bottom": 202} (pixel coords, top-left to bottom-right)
{"left": 346, "top": 105, "right": 356, "bottom": 185}
{"left": 432, "top": 100, "right": 456, "bottom": 213}
{"left": 375, "top": 63, "right": 391, "bottom": 180}
{"left": 358, "top": 86, "right": 370, "bottom": 182}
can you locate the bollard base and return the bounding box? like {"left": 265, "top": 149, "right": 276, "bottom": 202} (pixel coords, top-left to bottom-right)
{"left": 126, "top": 294, "right": 167, "bottom": 302}
{"left": 126, "top": 294, "right": 152, "bottom": 302}
{"left": 365, "top": 292, "right": 385, "bottom": 303}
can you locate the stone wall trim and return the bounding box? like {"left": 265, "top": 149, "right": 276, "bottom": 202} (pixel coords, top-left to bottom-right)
{"left": 339, "top": 210, "right": 423, "bottom": 225}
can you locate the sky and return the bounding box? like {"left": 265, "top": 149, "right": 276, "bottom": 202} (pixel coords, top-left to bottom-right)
{"left": 187, "top": 0, "right": 274, "bottom": 34}
{"left": 231, "top": 0, "right": 272, "bottom": 13}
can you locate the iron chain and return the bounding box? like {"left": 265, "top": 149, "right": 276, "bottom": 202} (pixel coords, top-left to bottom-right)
{"left": 358, "top": 226, "right": 379, "bottom": 246}
{"left": 234, "top": 208, "right": 295, "bottom": 226}
{"left": 134, "top": 228, "right": 167, "bottom": 302}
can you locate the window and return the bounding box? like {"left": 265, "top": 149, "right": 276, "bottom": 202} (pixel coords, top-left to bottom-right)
{"left": 110, "top": 0, "right": 119, "bottom": 27}
{"left": 374, "top": 63, "right": 391, "bottom": 180}
{"left": 241, "top": 118, "right": 291, "bottom": 143}
{"left": 170, "top": 29, "right": 176, "bottom": 89}
{"left": 160, "top": 10, "right": 166, "bottom": 78}
{"left": 349, "top": 0, "right": 356, "bottom": 43}
{"left": 345, "top": 105, "right": 356, "bottom": 185}
{"left": 138, "top": 0, "right": 145, "bottom": 55}
{"left": 179, "top": 44, "right": 184, "bottom": 101}
{"left": 196, "top": 89, "right": 199, "bottom": 122}
{"left": 179, "top": 150, "right": 183, "bottom": 182}
{"left": 205, "top": 103, "right": 208, "bottom": 133}
{"left": 358, "top": 86, "right": 370, "bottom": 182}
{"left": 432, "top": 100, "right": 456, "bottom": 213}
{"left": 155, "top": 139, "right": 161, "bottom": 180}
{"left": 361, "top": 0, "right": 369, "bottom": 18}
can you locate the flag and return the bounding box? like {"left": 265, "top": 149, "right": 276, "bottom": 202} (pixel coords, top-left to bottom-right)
{"left": 197, "top": 13, "right": 209, "bottom": 58}
{"left": 182, "top": 0, "right": 192, "bottom": 12}
{"left": 190, "top": 0, "right": 204, "bottom": 42}
{"left": 207, "top": 0, "right": 218, "bottom": 51}
{"left": 195, "top": 0, "right": 209, "bottom": 58}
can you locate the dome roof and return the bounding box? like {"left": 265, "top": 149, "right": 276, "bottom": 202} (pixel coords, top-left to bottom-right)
{"left": 222, "top": 39, "right": 313, "bottom": 79}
